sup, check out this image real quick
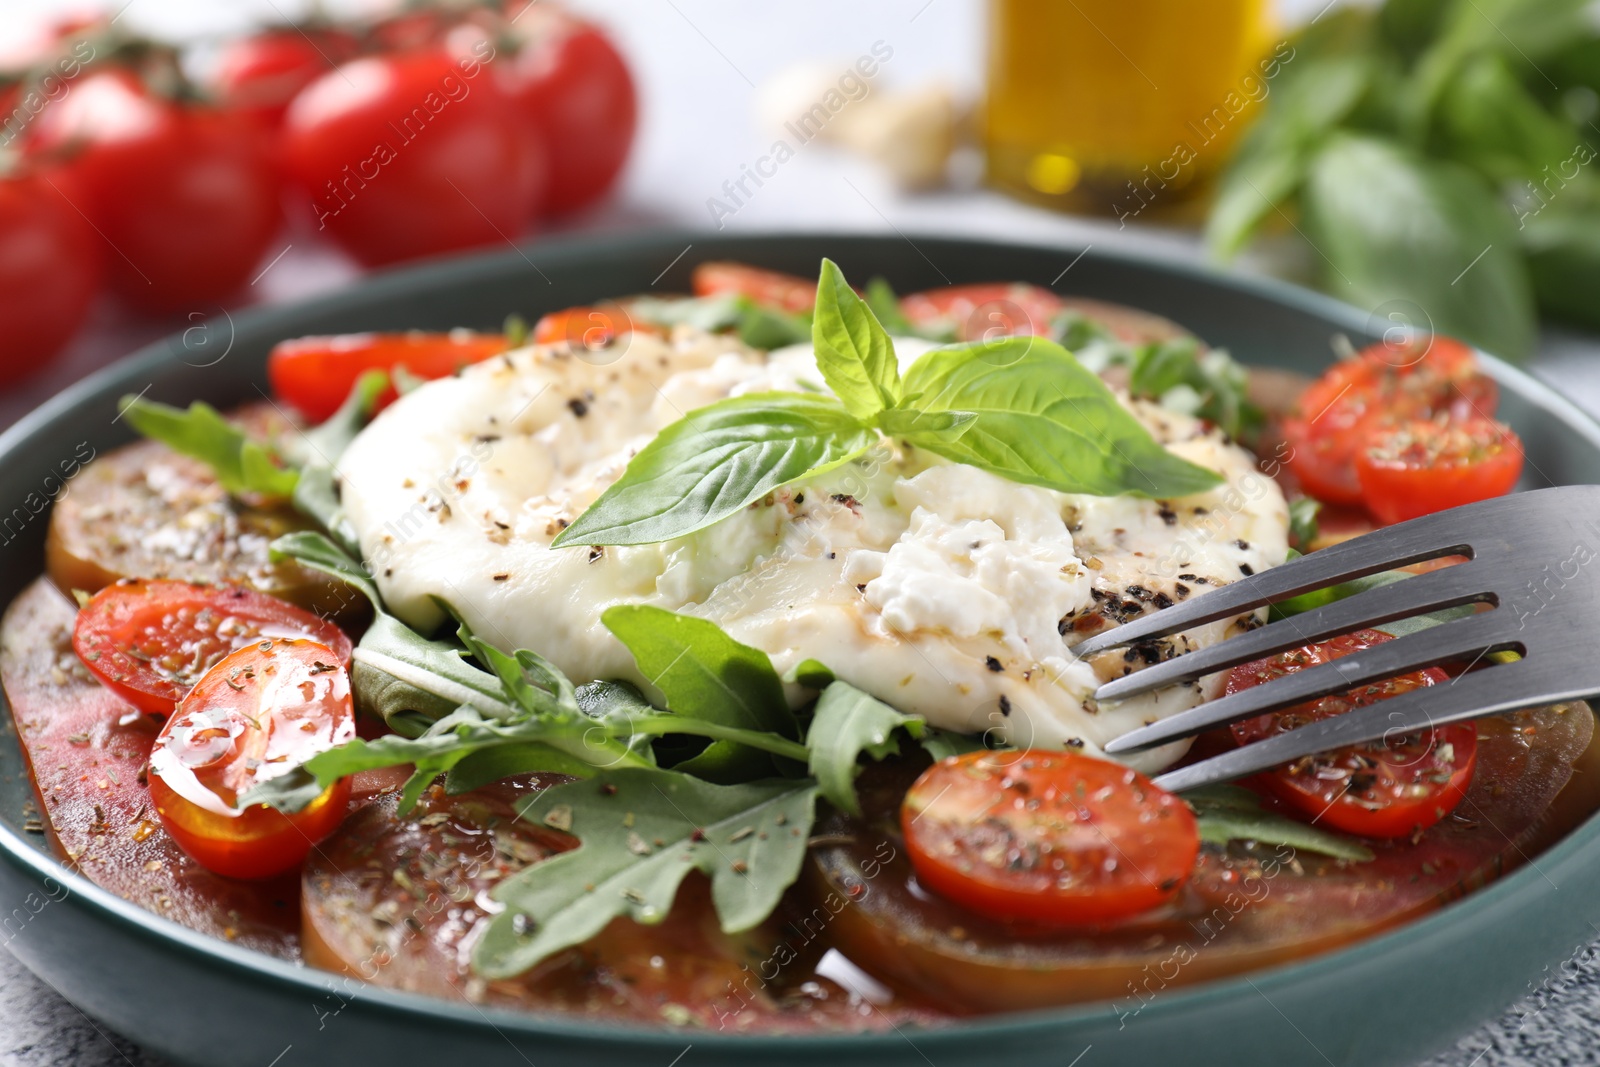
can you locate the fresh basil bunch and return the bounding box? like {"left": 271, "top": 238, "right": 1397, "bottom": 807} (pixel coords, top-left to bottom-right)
{"left": 1208, "top": 0, "right": 1600, "bottom": 359}
{"left": 552, "top": 259, "right": 1222, "bottom": 548}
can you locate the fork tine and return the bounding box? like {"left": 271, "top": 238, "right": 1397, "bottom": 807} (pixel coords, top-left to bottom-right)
{"left": 1070, "top": 507, "right": 1477, "bottom": 658}
{"left": 1152, "top": 658, "right": 1551, "bottom": 793}
{"left": 1093, "top": 561, "right": 1488, "bottom": 704}
{"left": 1113, "top": 612, "right": 1509, "bottom": 757}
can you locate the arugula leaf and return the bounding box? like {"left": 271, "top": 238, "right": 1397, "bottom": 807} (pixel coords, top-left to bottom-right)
{"left": 284, "top": 370, "right": 388, "bottom": 556}
{"left": 551, "top": 392, "right": 875, "bottom": 548}
{"left": 1288, "top": 497, "right": 1322, "bottom": 552}
{"left": 1302, "top": 134, "right": 1536, "bottom": 361}
{"left": 1124, "top": 338, "right": 1263, "bottom": 441}
{"left": 476, "top": 769, "right": 820, "bottom": 978}
{"left": 1186, "top": 784, "right": 1374, "bottom": 862}
{"left": 118, "top": 397, "right": 298, "bottom": 499}
{"left": 604, "top": 605, "right": 796, "bottom": 780}
{"left": 623, "top": 294, "right": 810, "bottom": 350}
{"left": 783, "top": 658, "right": 835, "bottom": 688}
{"left": 899, "top": 337, "right": 1224, "bottom": 498}
{"left": 806, "top": 681, "right": 923, "bottom": 816}
{"left": 812, "top": 258, "right": 902, "bottom": 421}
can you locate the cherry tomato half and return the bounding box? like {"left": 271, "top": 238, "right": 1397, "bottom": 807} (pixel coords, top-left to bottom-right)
{"left": 900, "top": 282, "right": 1066, "bottom": 342}
{"left": 0, "top": 171, "right": 101, "bottom": 382}
{"left": 281, "top": 48, "right": 547, "bottom": 267}
{"left": 531, "top": 305, "right": 663, "bottom": 350}
{"left": 901, "top": 750, "right": 1199, "bottom": 925}
{"left": 211, "top": 28, "right": 361, "bottom": 129}
{"left": 1283, "top": 336, "right": 1498, "bottom": 506}
{"left": 73, "top": 579, "right": 352, "bottom": 717}
{"left": 1355, "top": 417, "right": 1524, "bottom": 525}
{"left": 1227, "top": 629, "right": 1475, "bottom": 839}
{"left": 267, "top": 330, "right": 509, "bottom": 423}
{"left": 691, "top": 262, "right": 818, "bottom": 314}
{"left": 26, "top": 70, "right": 280, "bottom": 311}
{"left": 149, "top": 638, "right": 355, "bottom": 880}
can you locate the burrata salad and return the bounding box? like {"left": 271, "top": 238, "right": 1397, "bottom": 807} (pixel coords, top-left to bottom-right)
{"left": 9, "top": 255, "right": 1581, "bottom": 1027}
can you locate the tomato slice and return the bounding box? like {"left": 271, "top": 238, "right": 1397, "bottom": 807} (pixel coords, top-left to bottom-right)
{"left": 1354, "top": 417, "right": 1524, "bottom": 525}
{"left": 899, "top": 282, "right": 1066, "bottom": 342}
{"left": 691, "top": 261, "right": 817, "bottom": 314}
{"left": 266, "top": 331, "right": 509, "bottom": 422}
{"left": 72, "top": 579, "right": 352, "bottom": 717}
{"left": 900, "top": 750, "right": 1199, "bottom": 925}
{"left": 532, "top": 304, "right": 663, "bottom": 350}
{"left": 1227, "top": 629, "right": 1475, "bottom": 839}
{"left": 1284, "top": 336, "right": 1498, "bottom": 507}
{"left": 148, "top": 638, "right": 355, "bottom": 880}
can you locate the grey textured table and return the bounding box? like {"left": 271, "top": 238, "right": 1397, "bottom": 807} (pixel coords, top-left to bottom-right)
{"left": 5, "top": 1, "right": 1600, "bottom": 1064}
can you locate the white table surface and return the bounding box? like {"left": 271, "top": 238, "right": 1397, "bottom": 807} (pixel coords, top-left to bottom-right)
{"left": 3, "top": 2, "right": 1599, "bottom": 1064}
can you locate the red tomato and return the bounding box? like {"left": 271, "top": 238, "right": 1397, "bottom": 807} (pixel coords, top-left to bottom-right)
{"left": 900, "top": 282, "right": 1066, "bottom": 341}
{"left": 72, "top": 579, "right": 352, "bottom": 717}
{"left": 487, "top": 10, "right": 637, "bottom": 215}
{"left": 1355, "top": 417, "right": 1524, "bottom": 525}
{"left": 1227, "top": 629, "right": 1475, "bottom": 839}
{"left": 25, "top": 70, "right": 280, "bottom": 311}
{"left": 531, "top": 304, "right": 663, "bottom": 350}
{"left": 901, "top": 750, "right": 1199, "bottom": 925}
{"left": 0, "top": 171, "right": 101, "bottom": 382}
{"left": 281, "top": 48, "right": 547, "bottom": 267}
{"left": 267, "top": 331, "right": 508, "bottom": 422}
{"left": 211, "top": 28, "right": 360, "bottom": 129}
{"left": 1283, "top": 336, "right": 1498, "bottom": 506}
{"left": 691, "top": 262, "right": 818, "bottom": 314}
{"left": 148, "top": 638, "right": 355, "bottom": 880}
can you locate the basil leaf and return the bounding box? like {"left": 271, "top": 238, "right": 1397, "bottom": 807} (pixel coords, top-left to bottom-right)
{"left": 806, "top": 681, "right": 924, "bottom": 816}
{"left": 1436, "top": 53, "right": 1580, "bottom": 181}
{"left": 735, "top": 301, "right": 812, "bottom": 350}
{"left": 476, "top": 770, "right": 820, "bottom": 978}
{"left": 900, "top": 337, "right": 1223, "bottom": 498}
{"left": 604, "top": 604, "right": 796, "bottom": 781}
{"left": 552, "top": 392, "right": 874, "bottom": 548}
{"left": 812, "top": 257, "right": 902, "bottom": 421}
{"left": 1187, "top": 784, "right": 1374, "bottom": 862}
{"left": 118, "top": 397, "right": 298, "bottom": 499}
{"left": 1302, "top": 134, "right": 1536, "bottom": 361}
{"left": 864, "top": 276, "right": 915, "bottom": 335}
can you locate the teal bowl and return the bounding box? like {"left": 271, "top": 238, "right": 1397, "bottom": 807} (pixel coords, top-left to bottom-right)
{"left": 2, "top": 233, "right": 1597, "bottom": 1067}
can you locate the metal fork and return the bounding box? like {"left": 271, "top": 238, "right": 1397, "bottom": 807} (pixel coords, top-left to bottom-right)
{"left": 1078, "top": 485, "right": 1600, "bottom": 793}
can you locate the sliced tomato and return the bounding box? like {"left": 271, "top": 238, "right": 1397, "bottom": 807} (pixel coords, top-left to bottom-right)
{"left": 1354, "top": 417, "right": 1524, "bottom": 525}
{"left": 1284, "top": 335, "right": 1499, "bottom": 507}
{"left": 1227, "top": 629, "right": 1475, "bottom": 839}
{"left": 532, "top": 305, "right": 662, "bottom": 350}
{"left": 148, "top": 638, "right": 355, "bottom": 880}
{"left": 900, "top": 750, "right": 1199, "bottom": 925}
{"left": 900, "top": 282, "right": 1066, "bottom": 342}
{"left": 691, "top": 261, "right": 817, "bottom": 314}
{"left": 72, "top": 579, "right": 352, "bottom": 717}
{"left": 267, "top": 331, "right": 509, "bottom": 423}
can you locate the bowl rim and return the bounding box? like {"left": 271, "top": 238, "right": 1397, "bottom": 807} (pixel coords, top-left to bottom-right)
{"left": 4, "top": 227, "right": 1599, "bottom": 1052}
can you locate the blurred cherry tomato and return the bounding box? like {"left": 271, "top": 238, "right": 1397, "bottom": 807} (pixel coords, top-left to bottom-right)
{"left": 901, "top": 282, "right": 1066, "bottom": 341}
{"left": 485, "top": 9, "right": 637, "bottom": 215}
{"left": 1354, "top": 417, "right": 1524, "bottom": 525}
{"left": 692, "top": 261, "right": 817, "bottom": 313}
{"left": 268, "top": 331, "right": 509, "bottom": 422}
{"left": 211, "top": 28, "right": 360, "bottom": 129}
{"left": 26, "top": 70, "right": 280, "bottom": 311}
{"left": 281, "top": 47, "right": 547, "bottom": 267}
{"left": 0, "top": 170, "right": 101, "bottom": 382}
{"left": 149, "top": 638, "right": 355, "bottom": 880}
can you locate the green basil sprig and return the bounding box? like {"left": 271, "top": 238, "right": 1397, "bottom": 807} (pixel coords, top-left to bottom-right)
{"left": 554, "top": 259, "right": 1222, "bottom": 548}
